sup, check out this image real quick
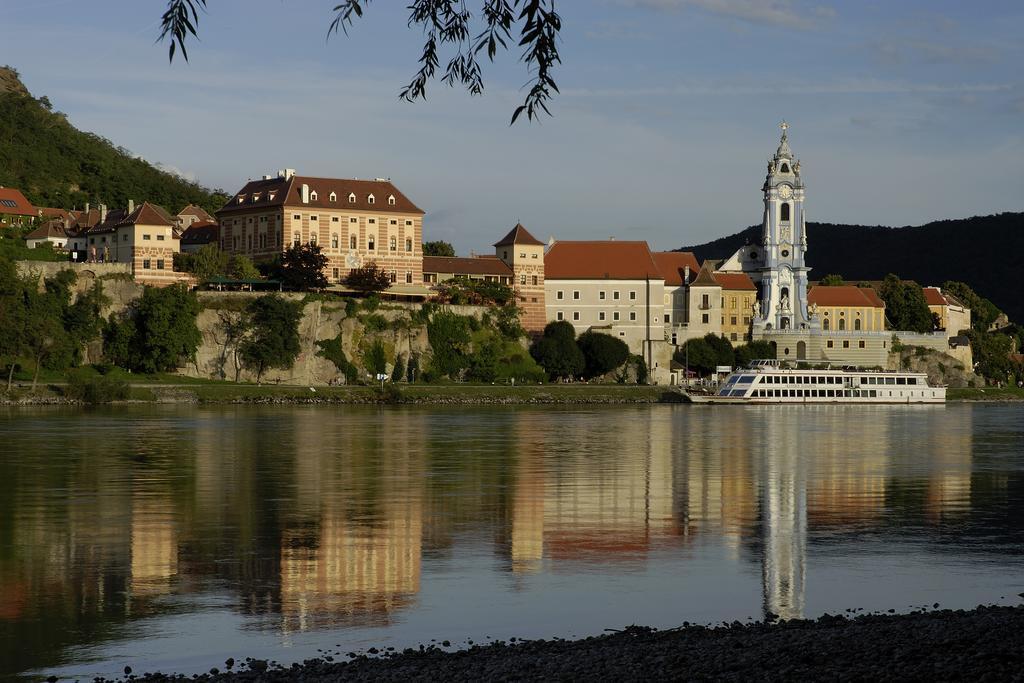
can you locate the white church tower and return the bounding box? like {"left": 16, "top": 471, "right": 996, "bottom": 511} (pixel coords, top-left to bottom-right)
{"left": 752, "top": 122, "right": 817, "bottom": 333}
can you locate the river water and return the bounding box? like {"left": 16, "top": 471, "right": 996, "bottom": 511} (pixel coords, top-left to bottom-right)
{"left": 2, "top": 404, "right": 1023, "bottom": 679}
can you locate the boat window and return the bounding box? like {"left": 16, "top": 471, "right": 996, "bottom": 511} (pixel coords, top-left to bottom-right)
{"left": 885, "top": 377, "right": 895, "bottom": 385}
{"left": 736, "top": 375, "right": 754, "bottom": 383}
{"left": 896, "top": 377, "right": 906, "bottom": 385}
{"left": 907, "top": 377, "right": 917, "bottom": 385}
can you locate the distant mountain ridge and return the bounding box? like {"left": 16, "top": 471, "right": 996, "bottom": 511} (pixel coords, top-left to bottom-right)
{"left": 680, "top": 212, "right": 1024, "bottom": 325}
{"left": 0, "top": 65, "right": 226, "bottom": 215}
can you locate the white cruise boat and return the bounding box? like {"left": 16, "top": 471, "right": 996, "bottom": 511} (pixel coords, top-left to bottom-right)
{"left": 687, "top": 360, "right": 945, "bottom": 404}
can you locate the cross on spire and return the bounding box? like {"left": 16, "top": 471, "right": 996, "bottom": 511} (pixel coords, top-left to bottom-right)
{"left": 780, "top": 120, "right": 789, "bottom": 133}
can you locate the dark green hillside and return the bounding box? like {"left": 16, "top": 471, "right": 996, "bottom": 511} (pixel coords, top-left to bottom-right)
{"left": 681, "top": 213, "right": 1024, "bottom": 325}
{"left": 0, "top": 66, "right": 227, "bottom": 214}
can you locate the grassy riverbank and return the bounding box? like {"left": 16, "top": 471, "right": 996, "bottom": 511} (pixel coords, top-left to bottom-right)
{"left": 4, "top": 375, "right": 1023, "bottom": 405}
{"left": 0, "top": 380, "right": 675, "bottom": 405}
{"left": 947, "top": 385, "right": 1024, "bottom": 401}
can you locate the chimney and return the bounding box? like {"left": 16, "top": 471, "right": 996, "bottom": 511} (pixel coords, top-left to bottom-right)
{"left": 278, "top": 169, "right": 285, "bottom": 179}
{"left": 300, "top": 184, "right": 310, "bottom": 204}
{"left": 285, "top": 168, "right": 296, "bottom": 180}
{"left": 85, "top": 202, "right": 91, "bottom": 215}
{"left": 263, "top": 174, "right": 272, "bottom": 180}
{"left": 100, "top": 204, "right": 107, "bottom": 223}
{"left": 128, "top": 199, "right": 135, "bottom": 214}
{"left": 684, "top": 265, "right": 691, "bottom": 284}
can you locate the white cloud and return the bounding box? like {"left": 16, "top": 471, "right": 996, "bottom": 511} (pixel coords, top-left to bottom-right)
{"left": 621, "top": 0, "right": 835, "bottom": 30}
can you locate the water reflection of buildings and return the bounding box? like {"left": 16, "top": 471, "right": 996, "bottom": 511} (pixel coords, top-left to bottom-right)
{"left": 505, "top": 409, "right": 678, "bottom": 571}
{"left": 1, "top": 404, "right": 990, "bottom": 677}
{"left": 278, "top": 410, "right": 424, "bottom": 633}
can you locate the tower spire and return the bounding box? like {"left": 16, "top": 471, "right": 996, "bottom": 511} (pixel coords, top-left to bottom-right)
{"left": 776, "top": 120, "right": 793, "bottom": 158}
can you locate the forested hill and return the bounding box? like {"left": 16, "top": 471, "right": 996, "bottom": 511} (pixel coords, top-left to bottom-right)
{"left": 0, "top": 66, "right": 227, "bottom": 215}
{"left": 680, "top": 212, "right": 1024, "bottom": 325}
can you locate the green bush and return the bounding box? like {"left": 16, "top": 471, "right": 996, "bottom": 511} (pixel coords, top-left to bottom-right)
{"left": 360, "top": 313, "right": 388, "bottom": 332}
{"left": 576, "top": 331, "right": 629, "bottom": 379}
{"left": 65, "top": 370, "right": 129, "bottom": 404}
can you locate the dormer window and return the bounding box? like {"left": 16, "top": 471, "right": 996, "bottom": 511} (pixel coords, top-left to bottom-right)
{"left": 237, "top": 195, "right": 245, "bottom": 204}
{"left": 329, "top": 192, "right": 337, "bottom": 202}
{"left": 252, "top": 193, "right": 261, "bottom": 203}
{"left": 388, "top": 195, "right": 396, "bottom": 206}
{"left": 367, "top": 194, "right": 375, "bottom": 205}
{"left": 268, "top": 192, "right": 277, "bottom": 201}
{"left": 310, "top": 191, "right": 318, "bottom": 201}
{"left": 348, "top": 193, "right": 356, "bottom": 203}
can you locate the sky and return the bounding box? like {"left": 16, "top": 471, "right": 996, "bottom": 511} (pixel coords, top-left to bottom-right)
{"left": 4, "top": 0, "right": 1023, "bottom": 253}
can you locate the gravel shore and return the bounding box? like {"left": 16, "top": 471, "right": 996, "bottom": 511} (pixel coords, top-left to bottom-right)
{"left": 90, "top": 604, "right": 1024, "bottom": 681}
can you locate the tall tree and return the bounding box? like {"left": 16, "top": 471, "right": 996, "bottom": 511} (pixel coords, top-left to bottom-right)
{"left": 130, "top": 285, "right": 203, "bottom": 373}
{"left": 158, "top": 0, "right": 562, "bottom": 123}
{"left": 530, "top": 320, "right": 583, "bottom": 380}
{"left": 0, "top": 258, "right": 27, "bottom": 390}
{"left": 238, "top": 294, "right": 303, "bottom": 382}
{"left": 422, "top": 240, "right": 456, "bottom": 257}
{"left": 576, "top": 331, "right": 629, "bottom": 379}
{"left": 278, "top": 243, "right": 328, "bottom": 291}
{"left": 879, "top": 274, "right": 933, "bottom": 333}
{"left": 345, "top": 262, "right": 392, "bottom": 295}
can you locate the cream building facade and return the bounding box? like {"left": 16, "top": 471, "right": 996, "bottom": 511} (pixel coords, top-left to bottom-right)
{"left": 217, "top": 170, "right": 425, "bottom": 288}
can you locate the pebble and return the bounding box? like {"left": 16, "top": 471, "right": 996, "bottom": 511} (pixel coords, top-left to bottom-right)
{"left": 108, "top": 605, "right": 1024, "bottom": 682}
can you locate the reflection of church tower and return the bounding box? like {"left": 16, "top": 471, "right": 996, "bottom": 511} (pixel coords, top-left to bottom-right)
{"left": 752, "top": 122, "right": 817, "bottom": 333}
{"left": 761, "top": 425, "right": 806, "bottom": 621}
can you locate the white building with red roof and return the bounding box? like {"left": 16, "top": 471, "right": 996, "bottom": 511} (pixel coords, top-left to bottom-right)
{"left": 544, "top": 239, "right": 666, "bottom": 364}
{"left": 0, "top": 187, "right": 37, "bottom": 227}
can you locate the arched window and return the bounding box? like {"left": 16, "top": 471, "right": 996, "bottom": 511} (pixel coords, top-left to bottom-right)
{"left": 839, "top": 318, "right": 846, "bottom": 331}
{"left": 388, "top": 195, "right": 396, "bottom": 206}
{"left": 310, "top": 191, "right": 318, "bottom": 201}
{"left": 854, "top": 318, "right": 862, "bottom": 331}
{"left": 348, "top": 193, "right": 356, "bottom": 203}
{"left": 781, "top": 163, "right": 790, "bottom": 173}
{"left": 293, "top": 233, "right": 301, "bottom": 247}
{"left": 329, "top": 192, "right": 337, "bottom": 202}
{"left": 367, "top": 194, "right": 375, "bottom": 205}
{"left": 368, "top": 236, "right": 375, "bottom": 251}
{"left": 350, "top": 235, "right": 357, "bottom": 249}
{"left": 823, "top": 318, "right": 830, "bottom": 331}
{"left": 780, "top": 202, "right": 790, "bottom": 221}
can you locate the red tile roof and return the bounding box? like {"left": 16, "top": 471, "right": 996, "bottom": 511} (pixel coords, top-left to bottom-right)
{"left": 494, "top": 223, "right": 544, "bottom": 247}
{"left": 808, "top": 285, "right": 885, "bottom": 308}
{"left": 115, "top": 202, "right": 175, "bottom": 227}
{"left": 923, "top": 287, "right": 948, "bottom": 306}
{"left": 423, "top": 255, "right": 513, "bottom": 277}
{"left": 0, "top": 187, "right": 36, "bottom": 216}
{"left": 218, "top": 176, "right": 423, "bottom": 215}
{"left": 690, "top": 264, "right": 720, "bottom": 287}
{"left": 177, "top": 204, "right": 215, "bottom": 222}
{"left": 25, "top": 220, "right": 68, "bottom": 240}
{"left": 180, "top": 221, "right": 220, "bottom": 246}
{"left": 712, "top": 271, "right": 757, "bottom": 291}
{"left": 652, "top": 251, "right": 701, "bottom": 286}
{"left": 545, "top": 241, "right": 662, "bottom": 280}
{"left": 37, "top": 207, "right": 72, "bottom": 221}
